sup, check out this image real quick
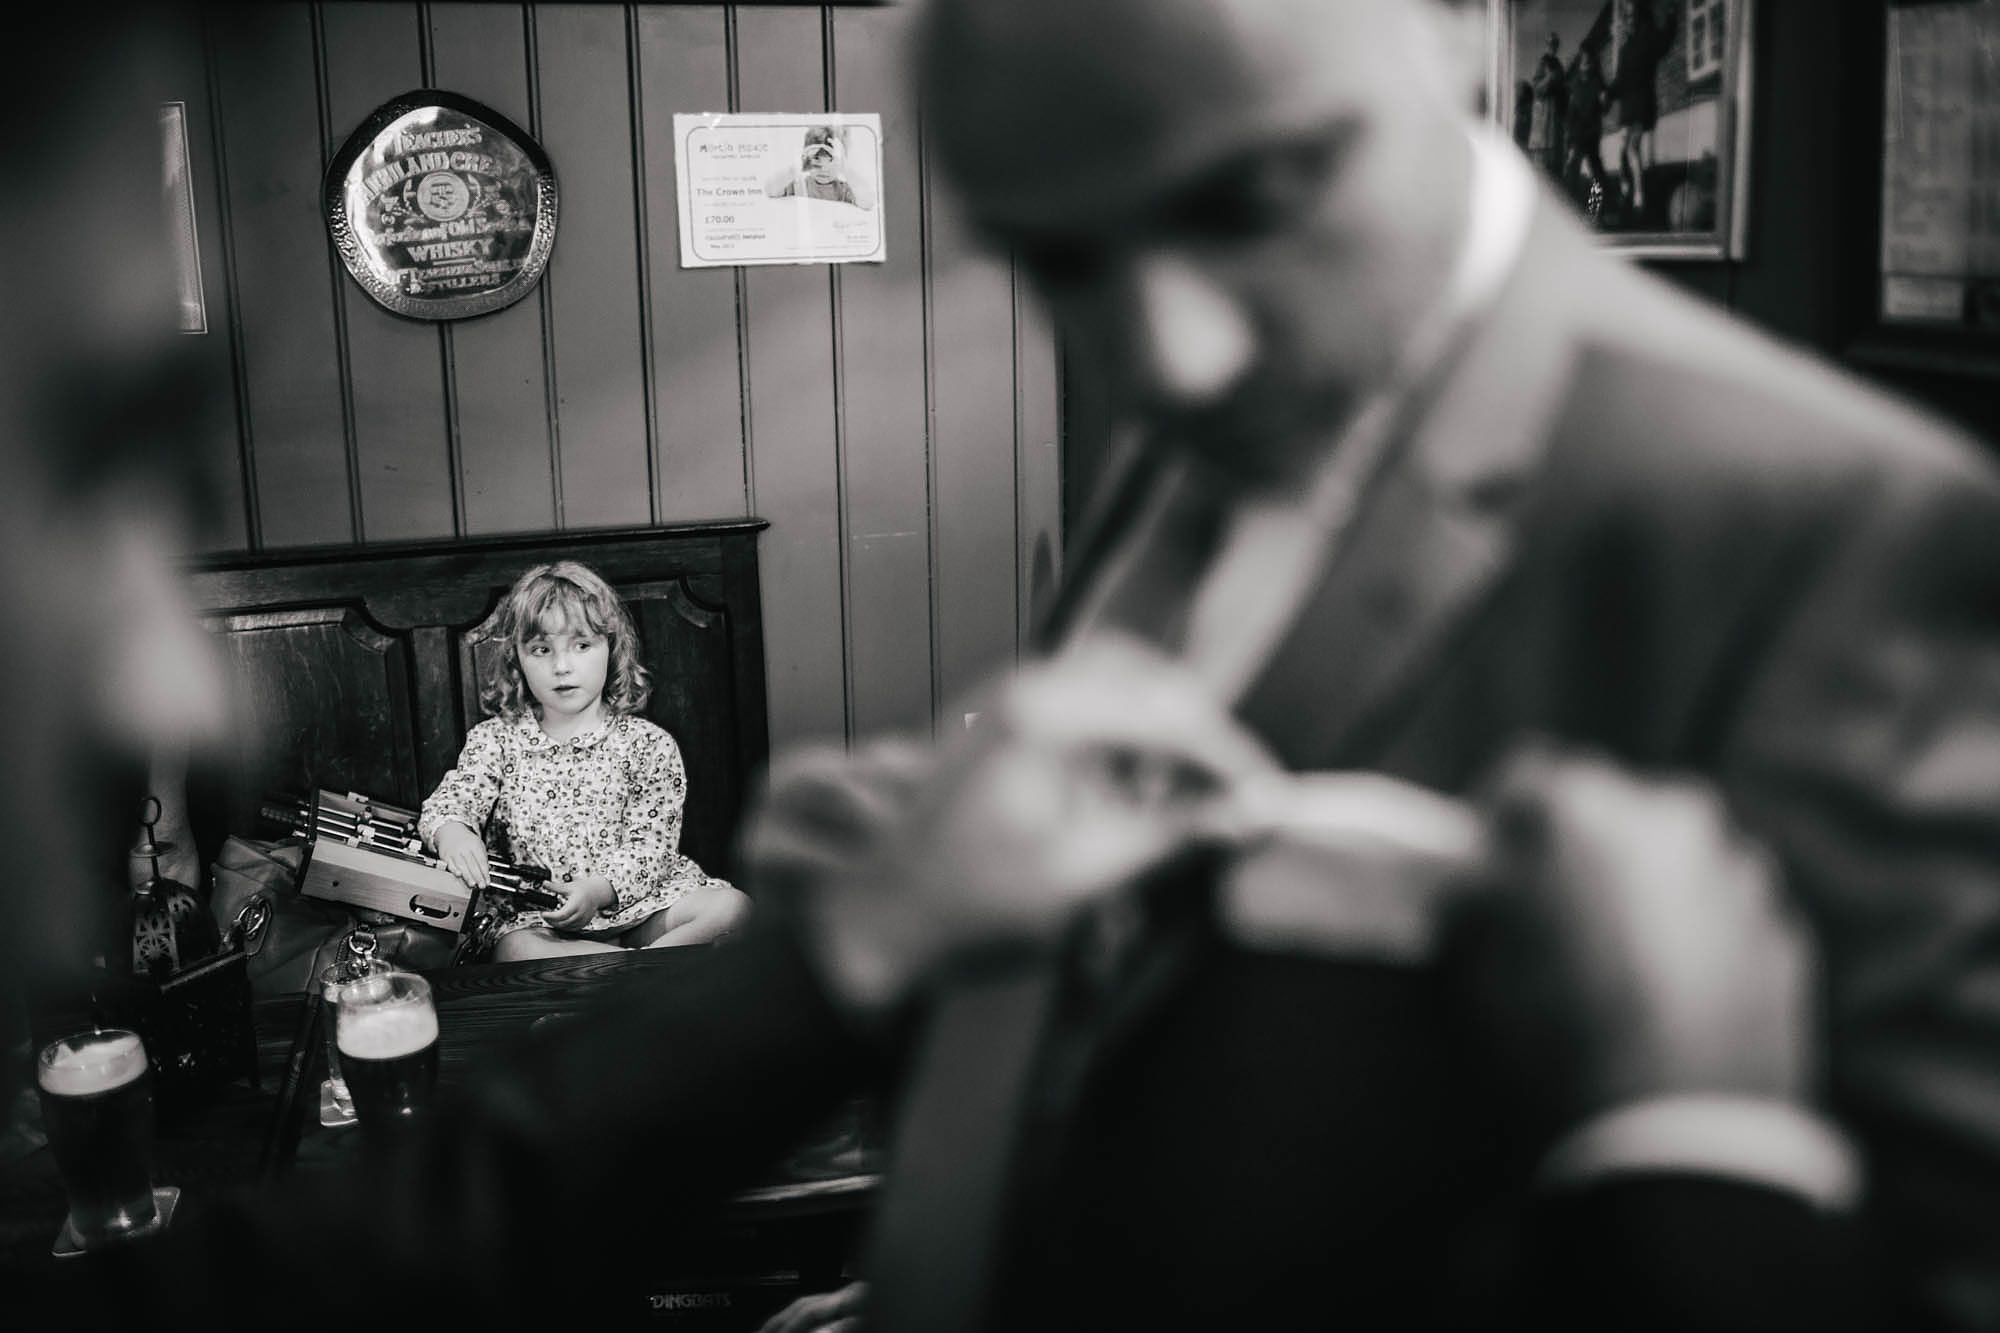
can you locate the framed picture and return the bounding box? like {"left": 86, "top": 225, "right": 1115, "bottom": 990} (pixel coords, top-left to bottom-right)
{"left": 1487, "top": 0, "right": 1753, "bottom": 259}
{"left": 160, "top": 102, "right": 206, "bottom": 334}
{"left": 1877, "top": 0, "right": 2000, "bottom": 334}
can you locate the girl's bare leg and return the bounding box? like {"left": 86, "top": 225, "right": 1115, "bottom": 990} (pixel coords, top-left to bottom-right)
{"left": 491, "top": 925, "right": 625, "bottom": 961}
{"left": 622, "top": 910, "right": 676, "bottom": 948}
{"left": 628, "top": 885, "right": 754, "bottom": 949}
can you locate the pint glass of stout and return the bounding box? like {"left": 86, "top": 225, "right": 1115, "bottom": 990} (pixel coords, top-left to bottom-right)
{"left": 334, "top": 970, "right": 440, "bottom": 1148}
{"left": 36, "top": 1029, "right": 159, "bottom": 1247}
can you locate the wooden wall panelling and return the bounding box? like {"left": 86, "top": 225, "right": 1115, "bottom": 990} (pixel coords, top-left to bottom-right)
{"left": 638, "top": 4, "right": 752, "bottom": 524}
{"left": 208, "top": 3, "right": 353, "bottom": 548}
{"left": 427, "top": 2, "right": 560, "bottom": 536}
{"left": 926, "top": 157, "right": 1023, "bottom": 716}
{"left": 187, "top": 2, "right": 1066, "bottom": 757}
{"left": 618, "top": 578, "right": 740, "bottom": 873}
{"left": 718, "top": 527, "right": 773, "bottom": 809}
{"left": 1014, "top": 281, "right": 1063, "bottom": 645}
{"left": 533, "top": 3, "right": 654, "bottom": 529}
{"left": 203, "top": 604, "right": 422, "bottom": 823}
{"left": 832, "top": 5, "right": 936, "bottom": 738}
{"left": 319, "top": 2, "right": 457, "bottom": 543}
{"left": 735, "top": 5, "right": 849, "bottom": 751}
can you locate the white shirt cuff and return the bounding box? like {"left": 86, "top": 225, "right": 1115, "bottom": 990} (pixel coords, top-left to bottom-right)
{"left": 1536, "top": 1095, "right": 1864, "bottom": 1213}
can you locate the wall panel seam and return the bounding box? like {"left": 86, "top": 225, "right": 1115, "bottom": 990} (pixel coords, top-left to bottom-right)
{"left": 727, "top": 5, "right": 755, "bottom": 512}
{"left": 438, "top": 324, "right": 467, "bottom": 539}
{"left": 311, "top": 0, "right": 365, "bottom": 544}
{"left": 1009, "top": 258, "right": 1023, "bottom": 662}
{"left": 1052, "top": 328, "right": 1066, "bottom": 562}
{"left": 917, "top": 93, "right": 941, "bottom": 735}
{"left": 626, "top": 2, "right": 662, "bottom": 528}
{"left": 418, "top": 2, "right": 468, "bottom": 540}
{"left": 829, "top": 266, "right": 855, "bottom": 745}
{"left": 525, "top": 3, "right": 565, "bottom": 529}
{"left": 416, "top": 2, "right": 436, "bottom": 83}
{"left": 203, "top": 8, "right": 262, "bottom": 550}
{"left": 823, "top": 5, "right": 855, "bottom": 744}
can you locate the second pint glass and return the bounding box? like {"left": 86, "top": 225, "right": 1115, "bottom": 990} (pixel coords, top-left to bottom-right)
{"left": 334, "top": 970, "right": 439, "bottom": 1148}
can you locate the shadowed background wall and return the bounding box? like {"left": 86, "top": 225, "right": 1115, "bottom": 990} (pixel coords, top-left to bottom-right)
{"left": 1058, "top": 0, "right": 2000, "bottom": 504}
{"left": 162, "top": 2, "right": 1062, "bottom": 756}
{"left": 160, "top": 1, "right": 1989, "bottom": 766}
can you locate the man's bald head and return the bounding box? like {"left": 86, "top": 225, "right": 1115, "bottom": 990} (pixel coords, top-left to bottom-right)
{"left": 914, "top": 0, "right": 1487, "bottom": 489}
{"left": 919, "top": 0, "right": 1475, "bottom": 227}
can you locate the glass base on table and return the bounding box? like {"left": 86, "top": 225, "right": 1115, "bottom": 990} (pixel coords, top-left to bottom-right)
{"left": 52, "top": 1185, "right": 180, "bottom": 1259}
{"left": 319, "top": 1079, "right": 358, "bottom": 1128}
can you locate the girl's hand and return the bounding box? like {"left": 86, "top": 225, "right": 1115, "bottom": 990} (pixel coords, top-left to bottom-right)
{"left": 433, "top": 820, "right": 490, "bottom": 888}
{"left": 744, "top": 635, "right": 1276, "bottom": 1016}
{"left": 543, "top": 876, "right": 616, "bottom": 931}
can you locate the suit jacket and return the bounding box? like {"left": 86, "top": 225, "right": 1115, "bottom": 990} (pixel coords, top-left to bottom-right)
{"left": 1033, "top": 188, "right": 2000, "bottom": 1329}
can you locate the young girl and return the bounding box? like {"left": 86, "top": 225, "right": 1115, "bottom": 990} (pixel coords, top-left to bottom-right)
{"left": 419, "top": 561, "right": 751, "bottom": 961}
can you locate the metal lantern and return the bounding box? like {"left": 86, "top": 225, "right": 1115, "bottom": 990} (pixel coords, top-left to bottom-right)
{"left": 129, "top": 796, "right": 221, "bottom": 980}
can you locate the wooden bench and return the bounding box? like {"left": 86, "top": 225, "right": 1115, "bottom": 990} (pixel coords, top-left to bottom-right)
{"left": 183, "top": 522, "right": 770, "bottom": 885}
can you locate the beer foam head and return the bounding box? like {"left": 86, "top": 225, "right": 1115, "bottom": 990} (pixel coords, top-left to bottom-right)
{"left": 37, "top": 1030, "right": 147, "bottom": 1096}
{"left": 338, "top": 1003, "right": 440, "bottom": 1061}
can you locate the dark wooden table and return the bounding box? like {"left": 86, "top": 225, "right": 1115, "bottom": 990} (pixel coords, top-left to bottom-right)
{"left": 0, "top": 988, "right": 307, "bottom": 1282}
{"left": 2, "top": 949, "right": 880, "bottom": 1320}
{"left": 283, "top": 949, "right": 882, "bottom": 1202}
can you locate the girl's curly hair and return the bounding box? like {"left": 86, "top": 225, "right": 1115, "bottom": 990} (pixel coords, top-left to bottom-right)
{"left": 479, "top": 561, "right": 652, "bottom": 720}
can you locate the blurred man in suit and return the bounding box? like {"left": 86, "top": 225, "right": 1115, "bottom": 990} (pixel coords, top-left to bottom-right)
{"left": 751, "top": 0, "right": 2000, "bottom": 1327}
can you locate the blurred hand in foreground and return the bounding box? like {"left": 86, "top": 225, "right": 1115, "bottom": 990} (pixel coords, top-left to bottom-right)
{"left": 742, "top": 634, "right": 1278, "bottom": 1015}
{"left": 745, "top": 639, "right": 1815, "bottom": 1126}
{"left": 757, "top": 1280, "right": 867, "bottom": 1333}
{"left": 1213, "top": 771, "right": 1490, "bottom": 964}
{"left": 1462, "top": 744, "right": 1817, "bottom": 1136}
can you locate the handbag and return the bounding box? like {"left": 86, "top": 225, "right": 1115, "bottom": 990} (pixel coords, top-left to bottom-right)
{"left": 208, "top": 835, "right": 457, "bottom": 997}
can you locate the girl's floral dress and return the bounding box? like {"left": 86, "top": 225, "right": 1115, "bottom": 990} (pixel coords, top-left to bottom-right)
{"left": 418, "top": 712, "right": 728, "bottom": 938}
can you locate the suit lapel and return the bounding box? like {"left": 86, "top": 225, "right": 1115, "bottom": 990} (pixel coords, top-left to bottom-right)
{"left": 1237, "top": 470, "right": 1515, "bottom": 769}
{"left": 1238, "top": 202, "right": 1590, "bottom": 769}
{"left": 1033, "top": 429, "right": 1165, "bottom": 652}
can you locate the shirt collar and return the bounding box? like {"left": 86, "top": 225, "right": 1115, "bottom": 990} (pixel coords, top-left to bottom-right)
{"left": 514, "top": 711, "right": 614, "bottom": 750}
{"left": 1451, "top": 124, "right": 1539, "bottom": 342}
{"left": 1255, "top": 122, "right": 1540, "bottom": 522}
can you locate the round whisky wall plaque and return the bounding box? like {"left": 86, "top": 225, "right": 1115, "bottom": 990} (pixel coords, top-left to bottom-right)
{"left": 324, "top": 90, "right": 557, "bottom": 321}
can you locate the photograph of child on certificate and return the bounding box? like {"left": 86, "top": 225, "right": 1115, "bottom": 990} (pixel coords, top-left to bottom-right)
{"left": 764, "top": 124, "right": 878, "bottom": 211}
